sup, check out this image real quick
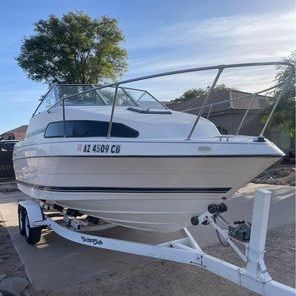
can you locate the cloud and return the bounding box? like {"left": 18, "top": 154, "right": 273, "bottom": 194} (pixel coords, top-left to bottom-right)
{"left": 127, "top": 12, "right": 294, "bottom": 54}
{"left": 123, "top": 11, "right": 295, "bottom": 100}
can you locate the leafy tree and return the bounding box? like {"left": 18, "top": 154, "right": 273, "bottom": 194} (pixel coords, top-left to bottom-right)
{"left": 208, "top": 84, "right": 233, "bottom": 91}
{"left": 17, "top": 12, "right": 127, "bottom": 84}
{"left": 173, "top": 88, "right": 205, "bottom": 102}
{"left": 266, "top": 51, "right": 295, "bottom": 139}
{"left": 172, "top": 84, "right": 232, "bottom": 102}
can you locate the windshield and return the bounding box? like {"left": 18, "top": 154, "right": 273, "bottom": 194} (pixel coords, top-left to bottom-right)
{"left": 35, "top": 84, "right": 166, "bottom": 115}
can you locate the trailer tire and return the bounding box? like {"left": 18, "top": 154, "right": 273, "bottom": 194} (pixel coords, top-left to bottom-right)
{"left": 18, "top": 205, "right": 26, "bottom": 236}
{"left": 23, "top": 210, "right": 42, "bottom": 245}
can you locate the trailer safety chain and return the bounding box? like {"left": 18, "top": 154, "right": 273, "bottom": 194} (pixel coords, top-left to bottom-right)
{"left": 213, "top": 214, "right": 229, "bottom": 247}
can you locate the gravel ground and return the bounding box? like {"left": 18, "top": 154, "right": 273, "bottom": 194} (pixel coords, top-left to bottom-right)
{"left": 252, "top": 163, "right": 295, "bottom": 186}
{"left": 0, "top": 212, "right": 28, "bottom": 296}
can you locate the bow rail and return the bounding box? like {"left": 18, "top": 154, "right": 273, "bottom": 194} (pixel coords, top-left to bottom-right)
{"left": 32, "top": 61, "right": 294, "bottom": 140}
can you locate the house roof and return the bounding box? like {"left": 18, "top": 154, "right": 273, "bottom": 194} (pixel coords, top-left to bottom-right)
{"left": 1, "top": 125, "right": 28, "bottom": 140}
{"left": 166, "top": 89, "right": 269, "bottom": 114}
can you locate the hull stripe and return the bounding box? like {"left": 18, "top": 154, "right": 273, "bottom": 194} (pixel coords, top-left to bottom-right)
{"left": 17, "top": 180, "right": 231, "bottom": 194}
{"left": 13, "top": 155, "right": 281, "bottom": 161}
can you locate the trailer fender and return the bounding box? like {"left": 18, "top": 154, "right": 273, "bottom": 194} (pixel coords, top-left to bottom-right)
{"left": 18, "top": 200, "right": 45, "bottom": 228}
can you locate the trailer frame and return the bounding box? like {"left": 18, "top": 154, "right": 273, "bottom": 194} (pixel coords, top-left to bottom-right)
{"left": 18, "top": 189, "right": 295, "bottom": 296}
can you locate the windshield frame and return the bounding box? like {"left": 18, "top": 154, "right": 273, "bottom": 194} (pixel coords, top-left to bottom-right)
{"left": 33, "top": 84, "right": 167, "bottom": 116}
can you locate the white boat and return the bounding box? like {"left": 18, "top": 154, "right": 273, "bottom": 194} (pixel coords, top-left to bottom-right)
{"left": 13, "top": 62, "right": 292, "bottom": 232}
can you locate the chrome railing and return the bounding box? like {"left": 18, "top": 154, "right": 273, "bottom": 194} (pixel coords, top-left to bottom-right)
{"left": 34, "top": 61, "right": 294, "bottom": 140}
{"left": 178, "top": 81, "right": 285, "bottom": 136}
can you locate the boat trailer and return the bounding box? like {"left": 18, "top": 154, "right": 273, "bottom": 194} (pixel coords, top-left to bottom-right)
{"left": 18, "top": 189, "right": 295, "bottom": 296}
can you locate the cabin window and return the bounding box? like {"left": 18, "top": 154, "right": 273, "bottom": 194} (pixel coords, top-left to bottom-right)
{"left": 217, "top": 126, "right": 228, "bottom": 135}
{"left": 44, "top": 121, "right": 139, "bottom": 138}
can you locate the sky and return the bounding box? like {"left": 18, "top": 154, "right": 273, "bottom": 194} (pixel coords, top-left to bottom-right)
{"left": 0, "top": 0, "right": 295, "bottom": 133}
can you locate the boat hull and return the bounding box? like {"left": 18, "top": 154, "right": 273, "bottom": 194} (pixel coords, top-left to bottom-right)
{"left": 14, "top": 155, "right": 279, "bottom": 232}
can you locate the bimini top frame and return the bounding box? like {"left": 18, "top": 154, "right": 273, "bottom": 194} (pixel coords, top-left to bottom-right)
{"left": 33, "top": 61, "right": 294, "bottom": 140}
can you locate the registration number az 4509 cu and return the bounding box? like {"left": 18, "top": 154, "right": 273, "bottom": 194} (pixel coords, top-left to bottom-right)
{"left": 77, "top": 144, "right": 121, "bottom": 154}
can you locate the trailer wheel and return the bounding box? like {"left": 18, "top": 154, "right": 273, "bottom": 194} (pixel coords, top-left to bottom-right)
{"left": 23, "top": 210, "right": 42, "bottom": 245}
{"left": 18, "top": 206, "right": 26, "bottom": 236}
